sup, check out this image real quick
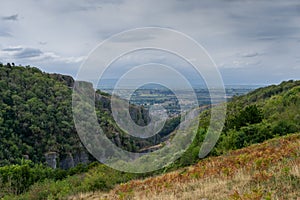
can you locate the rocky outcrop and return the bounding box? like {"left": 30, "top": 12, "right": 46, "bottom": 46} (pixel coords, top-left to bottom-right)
{"left": 50, "top": 73, "right": 74, "bottom": 88}
{"left": 45, "top": 152, "right": 58, "bottom": 169}
{"left": 59, "top": 151, "right": 90, "bottom": 169}
{"left": 59, "top": 153, "right": 75, "bottom": 169}
{"left": 44, "top": 151, "right": 91, "bottom": 170}
{"left": 73, "top": 151, "right": 90, "bottom": 166}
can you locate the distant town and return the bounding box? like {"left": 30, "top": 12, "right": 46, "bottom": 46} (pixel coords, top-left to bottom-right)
{"left": 98, "top": 84, "right": 260, "bottom": 117}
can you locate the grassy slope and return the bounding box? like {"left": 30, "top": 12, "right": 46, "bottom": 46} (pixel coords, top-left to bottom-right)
{"left": 75, "top": 133, "right": 300, "bottom": 200}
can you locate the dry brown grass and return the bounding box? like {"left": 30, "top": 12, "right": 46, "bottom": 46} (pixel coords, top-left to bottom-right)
{"left": 71, "top": 134, "right": 300, "bottom": 200}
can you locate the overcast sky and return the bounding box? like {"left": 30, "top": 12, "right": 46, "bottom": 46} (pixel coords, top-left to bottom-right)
{"left": 0, "top": 0, "right": 299, "bottom": 85}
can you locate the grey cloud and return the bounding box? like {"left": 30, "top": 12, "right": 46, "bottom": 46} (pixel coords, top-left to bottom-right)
{"left": 0, "top": 31, "right": 12, "bottom": 37}
{"left": 2, "top": 47, "right": 23, "bottom": 51}
{"left": 2, "top": 14, "right": 18, "bottom": 21}
{"left": 74, "top": 0, "right": 124, "bottom": 12}
{"left": 36, "top": 0, "right": 123, "bottom": 13}
{"left": 14, "top": 48, "right": 43, "bottom": 59}
{"left": 239, "top": 52, "right": 261, "bottom": 58}
{"left": 0, "top": 0, "right": 299, "bottom": 84}
{"left": 38, "top": 41, "right": 47, "bottom": 45}
{"left": 112, "top": 34, "right": 157, "bottom": 43}
{"left": 223, "top": 1, "right": 300, "bottom": 42}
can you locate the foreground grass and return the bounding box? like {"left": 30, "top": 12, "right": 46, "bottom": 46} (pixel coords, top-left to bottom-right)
{"left": 74, "top": 133, "right": 300, "bottom": 200}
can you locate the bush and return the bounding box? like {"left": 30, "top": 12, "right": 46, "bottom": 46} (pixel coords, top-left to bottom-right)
{"left": 272, "top": 121, "right": 298, "bottom": 136}
{"left": 234, "top": 105, "right": 263, "bottom": 129}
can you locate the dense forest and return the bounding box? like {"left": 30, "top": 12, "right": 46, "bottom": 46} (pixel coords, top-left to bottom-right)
{"left": 0, "top": 64, "right": 78, "bottom": 166}
{"left": 0, "top": 63, "right": 178, "bottom": 167}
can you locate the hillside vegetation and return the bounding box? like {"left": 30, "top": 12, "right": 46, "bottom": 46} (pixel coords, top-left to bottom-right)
{"left": 0, "top": 64, "right": 178, "bottom": 198}
{"left": 0, "top": 64, "right": 78, "bottom": 165}
{"left": 0, "top": 63, "right": 299, "bottom": 199}
{"left": 217, "top": 80, "right": 300, "bottom": 152}
{"left": 179, "top": 80, "right": 300, "bottom": 166}
{"left": 0, "top": 63, "right": 177, "bottom": 167}
{"left": 79, "top": 133, "right": 300, "bottom": 200}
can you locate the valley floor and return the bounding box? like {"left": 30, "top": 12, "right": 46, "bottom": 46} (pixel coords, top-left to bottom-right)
{"left": 71, "top": 133, "right": 300, "bottom": 200}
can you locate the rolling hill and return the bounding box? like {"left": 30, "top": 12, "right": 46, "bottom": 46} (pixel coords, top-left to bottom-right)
{"left": 0, "top": 63, "right": 299, "bottom": 199}
{"left": 73, "top": 80, "right": 300, "bottom": 199}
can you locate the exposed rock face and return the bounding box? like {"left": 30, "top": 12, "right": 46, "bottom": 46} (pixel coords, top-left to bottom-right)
{"left": 23, "top": 155, "right": 29, "bottom": 160}
{"left": 59, "top": 151, "right": 90, "bottom": 169}
{"left": 45, "top": 152, "right": 58, "bottom": 169}
{"left": 59, "top": 153, "right": 75, "bottom": 169}
{"left": 50, "top": 74, "right": 74, "bottom": 87}
{"left": 113, "top": 132, "right": 122, "bottom": 147}
{"left": 96, "top": 92, "right": 150, "bottom": 126}
{"left": 96, "top": 93, "right": 110, "bottom": 109}
{"left": 73, "top": 151, "right": 90, "bottom": 166}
